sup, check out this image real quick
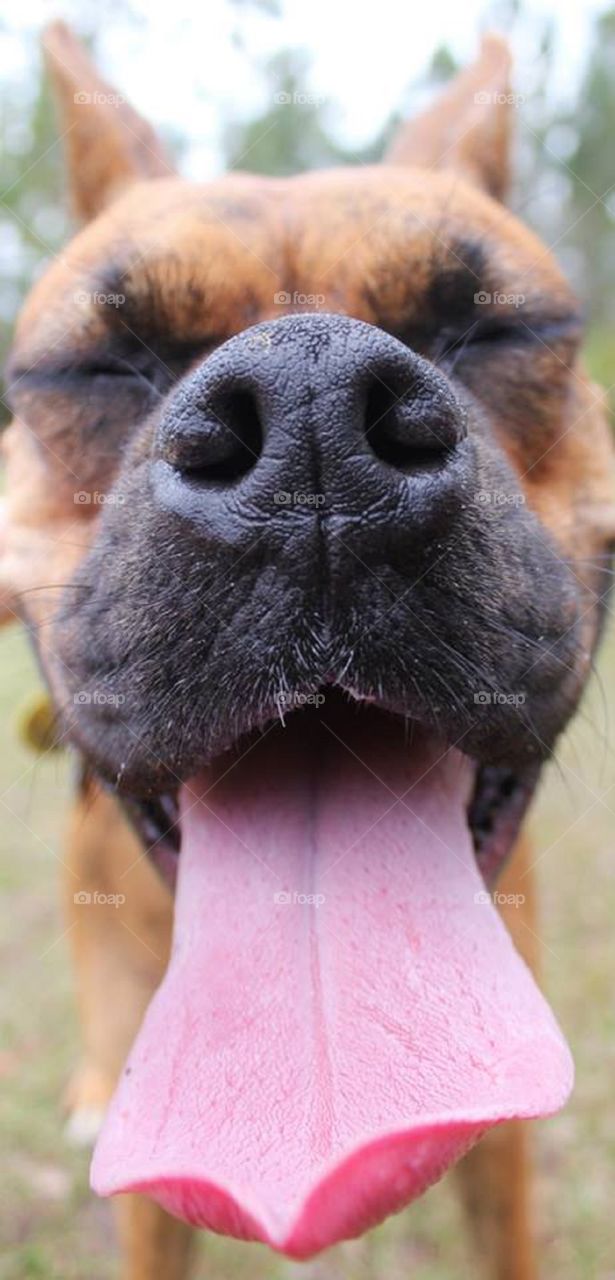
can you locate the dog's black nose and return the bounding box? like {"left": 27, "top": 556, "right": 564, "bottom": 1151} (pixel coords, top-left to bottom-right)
{"left": 153, "top": 314, "right": 472, "bottom": 552}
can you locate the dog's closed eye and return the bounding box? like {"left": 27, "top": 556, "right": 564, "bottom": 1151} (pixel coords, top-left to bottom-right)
{"left": 398, "top": 308, "right": 583, "bottom": 367}
{"left": 5, "top": 337, "right": 218, "bottom": 419}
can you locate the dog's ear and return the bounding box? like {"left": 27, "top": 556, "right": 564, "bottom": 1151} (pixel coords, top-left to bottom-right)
{"left": 43, "top": 21, "right": 174, "bottom": 222}
{"left": 385, "top": 34, "right": 512, "bottom": 201}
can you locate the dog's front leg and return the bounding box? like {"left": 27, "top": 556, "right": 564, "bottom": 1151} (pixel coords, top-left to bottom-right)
{"left": 455, "top": 835, "right": 538, "bottom": 1280}
{"left": 456, "top": 1120, "right": 536, "bottom": 1280}
{"left": 114, "top": 1194, "right": 195, "bottom": 1280}
{"left": 64, "top": 777, "right": 195, "bottom": 1279}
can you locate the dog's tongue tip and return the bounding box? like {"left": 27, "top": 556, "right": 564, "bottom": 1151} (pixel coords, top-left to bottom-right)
{"left": 91, "top": 719, "right": 572, "bottom": 1257}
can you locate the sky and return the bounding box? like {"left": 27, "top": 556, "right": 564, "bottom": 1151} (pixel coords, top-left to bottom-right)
{"left": 0, "top": 0, "right": 610, "bottom": 175}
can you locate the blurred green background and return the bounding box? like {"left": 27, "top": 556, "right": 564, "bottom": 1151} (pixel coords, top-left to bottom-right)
{"left": 1, "top": 1, "right": 615, "bottom": 1277}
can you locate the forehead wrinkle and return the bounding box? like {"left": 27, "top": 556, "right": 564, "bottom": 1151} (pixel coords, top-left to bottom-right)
{"left": 81, "top": 239, "right": 273, "bottom": 347}
{"left": 93, "top": 257, "right": 209, "bottom": 330}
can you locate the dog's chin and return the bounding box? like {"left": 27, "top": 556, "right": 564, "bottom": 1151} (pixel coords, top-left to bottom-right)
{"left": 116, "top": 688, "right": 540, "bottom": 894}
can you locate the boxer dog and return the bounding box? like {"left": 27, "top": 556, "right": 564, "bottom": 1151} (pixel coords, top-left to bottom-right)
{"left": 1, "top": 22, "right": 614, "bottom": 1280}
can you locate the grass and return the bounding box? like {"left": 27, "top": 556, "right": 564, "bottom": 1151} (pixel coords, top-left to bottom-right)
{"left": 1, "top": 619, "right": 615, "bottom": 1279}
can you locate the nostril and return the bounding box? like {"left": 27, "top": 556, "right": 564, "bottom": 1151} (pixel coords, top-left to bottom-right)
{"left": 202, "top": 391, "right": 262, "bottom": 481}
{"left": 169, "top": 390, "right": 263, "bottom": 483}
{"left": 364, "top": 382, "right": 455, "bottom": 473}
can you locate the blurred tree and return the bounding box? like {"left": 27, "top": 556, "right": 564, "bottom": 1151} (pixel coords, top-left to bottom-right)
{"left": 560, "top": 8, "right": 615, "bottom": 332}
{"left": 0, "top": 40, "right": 67, "bottom": 414}
{"left": 424, "top": 44, "right": 459, "bottom": 83}
{"left": 223, "top": 48, "right": 392, "bottom": 175}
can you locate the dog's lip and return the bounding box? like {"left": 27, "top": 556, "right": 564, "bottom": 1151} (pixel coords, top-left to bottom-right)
{"left": 468, "top": 761, "right": 541, "bottom": 881}
{"left": 117, "top": 691, "right": 541, "bottom": 893}
{"left": 121, "top": 791, "right": 181, "bottom": 889}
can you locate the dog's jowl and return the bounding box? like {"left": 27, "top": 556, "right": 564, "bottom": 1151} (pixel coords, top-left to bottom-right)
{"left": 2, "top": 21, "right": 614, "bottom": 1280}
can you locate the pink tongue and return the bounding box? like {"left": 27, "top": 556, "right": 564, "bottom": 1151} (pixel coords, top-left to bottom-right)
{"left": 91, "top": 712, "right": 572, "bottom": 1258}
